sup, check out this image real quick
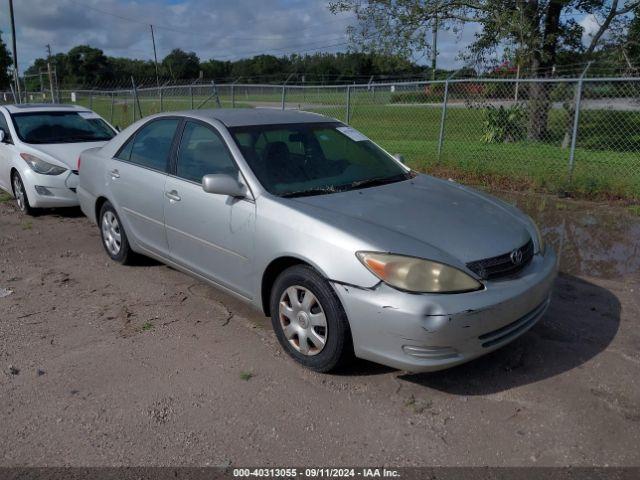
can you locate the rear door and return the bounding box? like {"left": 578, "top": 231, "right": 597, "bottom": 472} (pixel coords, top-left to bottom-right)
{"left": 107, "top": 117, "right": 180, "bottom": 257}
{"left": 164, "top": 120, "right": 256, "bottom": 297}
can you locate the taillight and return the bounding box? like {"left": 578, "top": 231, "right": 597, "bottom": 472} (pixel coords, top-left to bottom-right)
{"left": 77, "top": 156, "right": 81, "bottom": 171}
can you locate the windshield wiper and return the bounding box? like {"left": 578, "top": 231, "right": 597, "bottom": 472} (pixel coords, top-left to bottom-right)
{"left": 345, "top": 172, "right": 412, "bottom": 191}
{"left": 281, "top": 187, "right": 339, "bottom": 198}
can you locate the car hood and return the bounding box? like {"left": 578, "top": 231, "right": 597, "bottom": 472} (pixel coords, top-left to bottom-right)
{"left": 29, "top": 142, "right": 108, "bottom": 169}
{"left": 289, "top": 174, "right": 532, "bottom": 264}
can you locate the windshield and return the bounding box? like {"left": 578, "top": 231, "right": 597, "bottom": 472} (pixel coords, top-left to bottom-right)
{"left": 229, "top": 122, "right": 412, "bottom": 197}
{"left": 11, "top": 111, "right": 116, "bottom": 144}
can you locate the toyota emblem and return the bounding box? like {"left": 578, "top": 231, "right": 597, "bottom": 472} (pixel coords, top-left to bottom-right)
{"left": 510, "top": 248, "right": 524, "bottom": 265}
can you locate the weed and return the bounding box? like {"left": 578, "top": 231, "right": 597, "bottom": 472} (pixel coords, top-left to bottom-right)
{"left": 628, "top": 205, "right": 640, "bottom": 216}
{"left": 239, "top": 371, "right": 253, "bottom": 381}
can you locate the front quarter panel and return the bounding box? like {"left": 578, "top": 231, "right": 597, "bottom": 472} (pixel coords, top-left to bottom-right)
{"left": 253, "top": 195, "right": 382, "bottom": 298}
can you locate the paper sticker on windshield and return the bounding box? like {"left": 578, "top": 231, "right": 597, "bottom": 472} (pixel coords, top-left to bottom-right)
{"left": 336, "top": 126, "right": 369, "bottom": 142}
{"left": 78, "top": 111, "right": 101, "bottom": 119}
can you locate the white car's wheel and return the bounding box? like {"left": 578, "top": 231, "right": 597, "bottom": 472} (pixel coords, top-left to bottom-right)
{"left": 11, "top": 172, "right": 35, "bottom": 216}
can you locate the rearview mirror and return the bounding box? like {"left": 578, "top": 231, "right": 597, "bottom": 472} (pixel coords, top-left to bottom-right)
{"left": 393, "top": 154, "right": 405, "bottom": 164}
{"left": 202, "top": 174, "right": 247, "bottom": 198}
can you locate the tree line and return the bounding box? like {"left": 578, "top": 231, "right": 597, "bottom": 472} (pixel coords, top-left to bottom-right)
{"left": 11, "top": 45, "right": 433, "bottom": 89}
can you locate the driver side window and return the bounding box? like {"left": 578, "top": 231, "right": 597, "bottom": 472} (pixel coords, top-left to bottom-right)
{"left": 175, "top": 122, "right": 238, "bottom": 183}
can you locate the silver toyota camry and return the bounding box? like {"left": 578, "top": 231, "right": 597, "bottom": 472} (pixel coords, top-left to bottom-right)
{"left": 78, "top": 109, "right": 557, "bottom": 373}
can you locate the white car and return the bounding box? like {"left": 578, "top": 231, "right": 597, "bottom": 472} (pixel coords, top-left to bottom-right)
{"left": 0, "top": 104, "right": 116, "bottom": 214}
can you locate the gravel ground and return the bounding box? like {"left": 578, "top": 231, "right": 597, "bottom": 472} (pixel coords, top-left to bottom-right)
{"left": 0, "top": 192, "right": 639, "bottom": 467}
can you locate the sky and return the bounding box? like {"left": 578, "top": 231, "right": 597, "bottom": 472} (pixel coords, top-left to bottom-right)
{"left": 0, "top": 0, "right": 482, "bottom": 74}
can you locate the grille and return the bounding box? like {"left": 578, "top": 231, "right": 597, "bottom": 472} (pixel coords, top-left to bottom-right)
{"left": 466, "top": 238, "right": 534, "bottom": 280}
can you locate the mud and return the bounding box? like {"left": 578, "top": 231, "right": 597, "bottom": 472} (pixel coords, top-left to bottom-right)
{"left": 0, "top": 191, "right": 638, "bottom": 466}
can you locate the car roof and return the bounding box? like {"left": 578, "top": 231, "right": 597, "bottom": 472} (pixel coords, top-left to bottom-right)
{"left": 165, "top": 108, "right": 337, "bottom": 127}
{"left": 2, "top": 103, "right": 89, "bottom": 114}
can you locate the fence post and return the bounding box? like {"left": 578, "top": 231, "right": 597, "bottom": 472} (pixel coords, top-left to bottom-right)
{"left": 109, "top": 92, "right": 115, "bottom": 123}
{"left": 231, "top": 84, "right": 235, "bottom": 108}
{"left": 437, "top": 80, "right": 450, "bottom": 161}
{"left": 212, "top": 81, "right": 222, "bottom": 108}
{"left": 89, "top": 92, "right": 93, "bottom": 110}
{"left": 190, "top": 85, "right": 194, "bottom": 109}
{"left": 568, "top": 62, "right": 591, "bottom": 181}
{"left": 514, "top": 65, "right": 520, "bottom": 103}
{"left": 345, "top": 85, "right": 352, "bottom": 124}
{"left": 281, "top": 85, "right": 286, "bottom": 110}
{"left": 131, "top": 76, "right": 142, "bottom": 121}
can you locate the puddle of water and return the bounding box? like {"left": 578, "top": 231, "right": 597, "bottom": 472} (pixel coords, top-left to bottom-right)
{"left": 495, "top": 191, "right": 640, "bottom": 281}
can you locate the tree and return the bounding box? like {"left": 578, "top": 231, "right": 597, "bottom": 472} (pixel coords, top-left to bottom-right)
{"left": 162, "top": 49, "right": 200, "bottom": 80}
{"left": 66, "top": 45, "right": 113, "bottom": 86}
{"left": 329, "top": 0, "right": 640, "bottom": 139}
{"left": 200, "top": 59, "right": 233, "bottom": 80}
{"left": 625, "top": 7, "right": 640, "bottom": 68}
{"left": 0, "top": 32, "right": 13, "bottom": 90}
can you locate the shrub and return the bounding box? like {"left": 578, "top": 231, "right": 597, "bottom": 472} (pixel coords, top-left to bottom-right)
{"left": 481, "top": 105, "right": 526, "bottom": 143}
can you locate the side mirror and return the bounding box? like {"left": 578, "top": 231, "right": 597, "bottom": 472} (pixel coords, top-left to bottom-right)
{"left": 202, "top": 174, "right": 247, "bottom": 198}
{"left": 0, "top": 130, "right": 4, "bottom": 143}
{"left": 393, "top": 153, "right": 405, "bottom": 164}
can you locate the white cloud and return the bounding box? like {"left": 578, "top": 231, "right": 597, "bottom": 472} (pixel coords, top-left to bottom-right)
{"left": 0, "top": 0, "right": 474, "bottom": 73}
{"left": 579, "top": 14, "right": 600, "bottom": 46}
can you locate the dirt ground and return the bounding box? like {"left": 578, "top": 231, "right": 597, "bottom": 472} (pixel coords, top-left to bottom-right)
{"left": 0, "top": 190, "right": 639, "bottom": 467}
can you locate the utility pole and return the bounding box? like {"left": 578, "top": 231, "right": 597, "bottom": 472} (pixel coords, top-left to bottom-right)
{"left": 431, "top": 15, "right": 438, "bottom": 81}
{"left": 9, "top": 0, "right": 21, "bottom": 103}
{"left": 46, "top": 44, "right": 55, "bottom": 103}
{"left": 150, "top": 25, "right": 161, "bottom": 101}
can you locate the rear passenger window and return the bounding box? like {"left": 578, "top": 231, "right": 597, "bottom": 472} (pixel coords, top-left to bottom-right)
{"left": 176, "top": 122, "right": 238, "bottom": 183}
{"left": 116, "top": 118, "right": 179, "bottom": 172}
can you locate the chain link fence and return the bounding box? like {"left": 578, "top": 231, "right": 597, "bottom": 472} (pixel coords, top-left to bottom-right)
{"left": 2, "top": 77, "right": 639, "bottom": 198}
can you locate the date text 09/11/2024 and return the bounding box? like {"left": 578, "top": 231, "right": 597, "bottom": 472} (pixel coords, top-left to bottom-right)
{"left": 232, "top": 468, "right": 401, "bottom": 477}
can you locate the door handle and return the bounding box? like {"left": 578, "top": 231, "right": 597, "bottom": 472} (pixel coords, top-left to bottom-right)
{"left": 110, "top": 169, "right": 120, "bottom": 179}
{"left": 165, "top": 190, "right": 181, "bottom": 202}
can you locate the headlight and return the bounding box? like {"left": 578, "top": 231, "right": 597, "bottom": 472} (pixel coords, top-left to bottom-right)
{"left": 527, "top": 216, "right": 545, "bottom": 254}
{"left": 356, "top": 252, "right": 483, "bottom": 293}
{"left": 20, "top": 153, "right": 67, "bottom": 175}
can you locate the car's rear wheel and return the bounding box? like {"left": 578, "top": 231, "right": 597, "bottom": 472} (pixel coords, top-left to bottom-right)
{"left": 270, "top": 265, "right": 352, "bottom": 372}
{"left": 11, "top": 172, "right": 35, "bottom": 216}
{"left": 99, "top": 201, "right": 134, "bottom": 264}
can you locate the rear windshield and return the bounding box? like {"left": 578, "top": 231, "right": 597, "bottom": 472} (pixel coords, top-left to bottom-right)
{"left": 11, "top": 111, "right": 115, "bottom": 144}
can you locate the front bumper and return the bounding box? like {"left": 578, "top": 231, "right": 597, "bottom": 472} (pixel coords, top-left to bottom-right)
{"left": 333, "top": 248, "right": 558, "bottom": 372}
{"left": 21, "top": 168, "right": 79, "bottom": 208}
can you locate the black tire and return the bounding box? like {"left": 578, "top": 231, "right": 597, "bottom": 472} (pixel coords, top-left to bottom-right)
{"left": 98, "top": 201, "right": 135, "bottom": 265}
{"left": 270, "top": 264, "right": 353, "bottom": 373}
{"left": 11, "top": 172, "right": 36, "bottom": 216}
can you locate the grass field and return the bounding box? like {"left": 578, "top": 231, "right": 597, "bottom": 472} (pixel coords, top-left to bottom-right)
{"left": 73, "top": 94, "right": 640, "bottom": 200}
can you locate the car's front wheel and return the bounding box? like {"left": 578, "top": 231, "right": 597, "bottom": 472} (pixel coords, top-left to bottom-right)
{"left": 11, "top": 172, "right": 35, "bottom": 216}
{"left": 270, "top": 265, "right": 353, "bottom": 372}
{"left": 99, "top": 201, "right": 134, "bottom": 264}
